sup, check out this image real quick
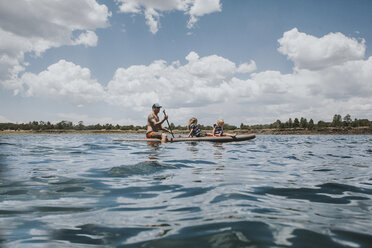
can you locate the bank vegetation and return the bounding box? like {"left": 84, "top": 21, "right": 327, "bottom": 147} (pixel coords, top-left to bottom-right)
{"left": 1, "top": 114, "right": 371, "bottom": 135}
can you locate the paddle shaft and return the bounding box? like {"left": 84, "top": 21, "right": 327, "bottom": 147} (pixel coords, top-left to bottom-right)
{"left": 163, "top": 110, "right": 175, "bottom": 138}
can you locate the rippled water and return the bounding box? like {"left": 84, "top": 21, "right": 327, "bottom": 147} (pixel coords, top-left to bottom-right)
{"left": 1, "top": 134, "right": 371, "bottom": 247}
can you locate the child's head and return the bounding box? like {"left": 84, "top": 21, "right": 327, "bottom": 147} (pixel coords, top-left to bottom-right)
{"left": 217, "top": 119, "right": 224, "bottom": 127}
{"left": 189, "top": 117, "right": 197, "bottom": 124}
{"left": 188, "top": 117, "right": 198, "bottom": 129}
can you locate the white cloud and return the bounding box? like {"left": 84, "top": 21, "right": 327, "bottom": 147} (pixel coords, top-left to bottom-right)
{"left": 237, "top": 60, "right": 257, "bottom": 74}
{"left": 189, "top": 0, "right": 221, "bottom": 16}
{"left": 3, "top": 26, "right": 371, "bottom": 125}
{"left": 144, "top": 8, "right": 161, "bottom": 34}
{"left": 21, "top": 60, "right": 105, "bottom": 104}
{"left": 187, "top": 0, "right": 222, "bottom": 28}
{"left": 0, "top": 0, "right": 110, "bottom": 91}
{"left": 278, "top": 28, "right": 366, "bottom": 70}
{"left": 102, "top": 27, "right": 372, "bottom": 125}
{"left": 74, "top": 30, "right": 98, "bottom": 47}
{"left": 105, "top": 51, "right": 257, "bottom": 114}
{"left": 115, "top": 0, "right": 221, "bottom": 33}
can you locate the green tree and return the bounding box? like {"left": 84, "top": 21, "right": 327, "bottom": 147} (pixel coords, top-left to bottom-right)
{"left": 293, "top": 118, "right": 300, "bottom": 128}
{"left": 343, "top": 114, "right": 352, "bottom": 126}
{"left": 318, "top": 120, "right": 327, "bottom": 128}
{"left": 332, "top": 114, "right": 342, "bottom": 127}
{"left": 300, "top": 117, "right": 308, "bottom": 128}
{"left": 46, "top": 121, "right": 53, "bottom": 129}
{"left": 272, "top": 120, "right": 281, "bottom": 129}
{"left": 287, "top": 118, "right": 293, "bottom": 128}
{"left": 76, "top": 121, "right": 85, "bottom": 130}
{"left": 308, "top": 119, "right": 314, "bottom": 130}
{"left": 170, "top": 123, "right": 175, "bottom": 130}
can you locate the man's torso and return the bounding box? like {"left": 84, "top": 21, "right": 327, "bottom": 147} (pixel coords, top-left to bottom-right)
{"left": 147, "top": 112, "right": 160, "bottom": 133}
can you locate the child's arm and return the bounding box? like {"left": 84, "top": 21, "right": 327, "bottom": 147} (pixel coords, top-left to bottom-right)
{"left": 188, "top": 129, "right": 193, "bottom": 137}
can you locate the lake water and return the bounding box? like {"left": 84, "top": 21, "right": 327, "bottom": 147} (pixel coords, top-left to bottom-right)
{"left": 0, "top": 134, "right": 371, "bottom": 247}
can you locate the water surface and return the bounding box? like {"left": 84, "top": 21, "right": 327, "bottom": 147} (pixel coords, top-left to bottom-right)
{"left": 1, "top": 134, "right": 371, "bottom": 247}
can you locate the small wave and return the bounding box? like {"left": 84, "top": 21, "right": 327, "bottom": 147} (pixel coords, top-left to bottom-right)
{"left": 172, "top": 187, "right": 214, "bottom": 199}
{"left": 107, "top": 161, "right": 179, "bottom": 177}
{"left": 289, "top": 228, "right": 344, "bottom": 247}
{"left": 167, "top": 206, "right": 201, "bottom": 213}
{"left": 332, "top": 229, "right": 372, "bottom": 248}
{"left": 124, "top": 221, "right": 273, "bottom": 248}
{"left": 210, "top": 193, "right": 258, "bottom": 204}
{"left": 31, "top": 175, "right": 88, "bottom": 185}
{"left": 254, "top": 183, "right": 372, "bottom": 204}
{"left": 285, "top": 155, "right": 301, "bottom": 160}
{"left": 83, "top": 143, "right": 107, "bottom": 151}
{"left": 313, "top": 169, "right": 333, "bottom": 172}
{"left": 51, "top": 224, "right": 149, "bottom": 246}
{"left": 0, "top": 142, "right": 16, "bottom": 146}
{"left": 165, "top": 159, "right": 216, "bottom": 165}
{"left": 33, "top": 206, "right": 92, "bottom": 213}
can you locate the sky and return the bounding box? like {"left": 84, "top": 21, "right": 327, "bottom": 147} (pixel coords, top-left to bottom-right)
{"left": 0, "top": 0, "right": 371, "bottom": 126}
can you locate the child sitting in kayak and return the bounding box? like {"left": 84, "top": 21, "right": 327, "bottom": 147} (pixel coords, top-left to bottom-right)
{"left": 212, "top": 119, "right": 236, "bottom": 137}
{"left": 187, "top": 117, "right": 206, "bottom": 137}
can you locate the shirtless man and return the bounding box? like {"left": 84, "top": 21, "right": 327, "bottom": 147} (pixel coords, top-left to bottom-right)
{"left": 146, "top": 103, "right": 171, "bottom": 143}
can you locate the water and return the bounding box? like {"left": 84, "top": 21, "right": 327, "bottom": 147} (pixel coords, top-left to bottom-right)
{"left": 0, "top": 134, "right": 371, "bottom": 248}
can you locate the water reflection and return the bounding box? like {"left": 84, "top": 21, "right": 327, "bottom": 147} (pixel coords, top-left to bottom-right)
{"left": 186, "top": 142, "right": 199, "bottom": 154}
{"left": 147, "top": 142, "right": 161, "bottom": 161}
{"left": 212, "top": 143, "right": 225, "bottom": 160}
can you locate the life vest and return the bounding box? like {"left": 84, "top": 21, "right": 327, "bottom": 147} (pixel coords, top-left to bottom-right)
{"left": 189, "top": 123, "right": 202, "bottom": 137}
{"left": 213, "top": 124, "right": 223, "bottom": 135}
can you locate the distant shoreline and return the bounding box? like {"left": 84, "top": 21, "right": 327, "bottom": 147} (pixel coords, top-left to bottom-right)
{"left": 1, "top": 127, "right": 371, "bottom": 135}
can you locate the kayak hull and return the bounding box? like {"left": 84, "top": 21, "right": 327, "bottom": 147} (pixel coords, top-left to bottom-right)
{"left": 113, "top": 134, "right": 256, "bottom": 143}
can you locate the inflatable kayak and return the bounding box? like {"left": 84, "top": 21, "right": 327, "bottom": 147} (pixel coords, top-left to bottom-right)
{"left": 113, "top": 134, "right": 255, "bottom": 143}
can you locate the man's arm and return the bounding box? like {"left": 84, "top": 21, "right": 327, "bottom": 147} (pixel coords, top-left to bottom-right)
{"left": 150, "top": 115, "right": 167, "bottom": 126}
{"left": 161, "top": 126, "right": 171, "bottom": 133}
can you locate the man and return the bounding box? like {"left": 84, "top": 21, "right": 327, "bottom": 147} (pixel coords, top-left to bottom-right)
{"left": 146, "top": 103, "right": 171, "bottom": 143}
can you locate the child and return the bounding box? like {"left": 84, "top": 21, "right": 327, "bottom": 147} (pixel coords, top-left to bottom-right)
{"left": 212, "top": 119, "right": 236, "bottom": 137}
{"left": 187, "top": 117, "right": 205, "bottom": 137}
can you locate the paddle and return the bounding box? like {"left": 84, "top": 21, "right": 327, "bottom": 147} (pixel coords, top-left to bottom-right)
{"left": 163, "top": 109, "right": 175, "bottom": 138}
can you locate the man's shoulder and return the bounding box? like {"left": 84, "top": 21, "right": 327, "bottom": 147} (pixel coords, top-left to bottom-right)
{"left": 148, "top": 113, "right": 156, "bottom": 121}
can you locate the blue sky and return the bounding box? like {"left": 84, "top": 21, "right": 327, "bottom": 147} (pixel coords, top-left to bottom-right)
{"left": 1, "top": 0, "right": 371, "bottom": 126}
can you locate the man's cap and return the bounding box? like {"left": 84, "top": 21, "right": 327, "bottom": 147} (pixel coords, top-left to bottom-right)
{"left": 152, "top": 103, "right": 162, "bottom": 108}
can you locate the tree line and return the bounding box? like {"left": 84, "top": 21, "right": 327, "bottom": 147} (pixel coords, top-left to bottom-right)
{"left": 0, "top": 114, "right": 371, "bottom": 131}
{"left": 240, "top": 114, "right": 371, "bottom": 130}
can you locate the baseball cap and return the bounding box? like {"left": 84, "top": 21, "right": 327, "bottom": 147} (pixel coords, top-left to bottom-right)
{"left": 152, "top": 103, "right": 162, "bottom": 108}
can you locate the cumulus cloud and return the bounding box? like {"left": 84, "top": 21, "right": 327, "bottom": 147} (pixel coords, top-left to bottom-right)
{"left": 103, "top": 28, "right": 372, "bottom": 124}
{"left": 21, "top": 60, "right": 105, "bottom": 104}
{"left": 116, "top": 0, "right": 221, "bottom": 33}
{"left": 237, "top": 60, "right": 257, "bottom": 74}
{"left": 144, "top": 8, "right": 161, "bottom": 34}
{"left": 2, "top": 25, "right": 371, "bottom": 125}
{"left": 187, "top": 0, "right": 222, "bottom": 28}
{"left": 74, "top": 30, "right": 99, "bottom": 47}
{"left": 0, "top": 0, "right": 110, "bottom": 92}
{"left": 278, "top": 28, "right": 366, "bottom": 70}
{"left": 23, "top": 34, "right": 366, "bottom": 125}
{"left": 105, "top": 51, "right": 256, "bottom": 113}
